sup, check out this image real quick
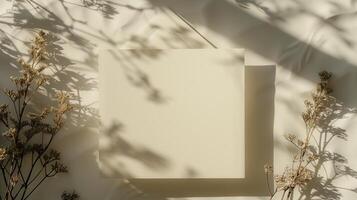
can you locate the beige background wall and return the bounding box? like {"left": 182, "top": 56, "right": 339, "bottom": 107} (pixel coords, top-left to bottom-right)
{"left": 0, "top": 0, "right": 357, "bottom": 199}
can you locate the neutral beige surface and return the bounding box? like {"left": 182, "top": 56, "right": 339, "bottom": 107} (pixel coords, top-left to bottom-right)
{"left": 99, "top": 49, "right": 245, "bottom": 179}
{"left": 0, "top": 0, "right": 357, "bottom": 199}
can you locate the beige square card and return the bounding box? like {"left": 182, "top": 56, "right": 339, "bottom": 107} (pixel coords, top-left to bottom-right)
{"left": 99, "top": 49, "right": 245, "bottom": 179}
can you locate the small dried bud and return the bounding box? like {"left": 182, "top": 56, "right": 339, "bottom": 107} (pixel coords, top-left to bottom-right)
{"left": 51, "top": 162, "right": 68, "bottom": 173}
{"left": 264, "top": 164, "right": 273, "bottom": 174}
{"left": 3, "top": 128, "right": 17, "bottom": 139}
{"left": 304, "top": 100, "right": 313, "bottom": 108}
{"left": 43, "top": 149, "right": 61, "bottom": 162}
{"left": 0, "top": 148, "right": 7, "bottom": 160}
{"left": 37, "top": 65, "right": 47, "bottom": 72}
{"left": 52, "top": 91, "right": 73, "bottom": 129}
{"left": 4, "top": 89, "right": 19, "bottom": 101}
{"left": 10, "top": 174, "right": 19, "bottom": 186}
{"left": 274, "top": 174, "right": 287, "bottom": 189}
{"left": 295, "top": 167, "right": 313, "bottom": 186}
{"left": 297, "top": 139, "right": 304, "bottom": 147}
{"left": 38, "top": 30, "right": 47, "bottom": 37}
{"left": 285, "top": 134, "right": 297, "bottom": 143}
{"left": 55, "top": 91, "right": 71, "bottom": 105}
{"left": 61, "top": 191, "right": 80, "bottom": 200}
{"left": 307, "top": 153, "right": 319, "bottom": 162}
{"left": 0, "top": 104, "right": 9, "bottom": 119}
{"left": 0, "top": 104, "right": 8, "bottom": 112}
{"left": 28, "top": 108, "right": 50, "bottom": 120}
{"left": 319, "top": 71, "right": 332, "bottom": 81}
{"left": 10, "top": 76, "right": 17, "bottom": 83}
{"left": 17, "top": 58, "right": 25, "bottom": 65}
{"left": 302, "top": 112, "right": 310, "bottom": 123}
{"left": 30, "top": 144, "right": 45, "bottom": 154}
{"left": 18, "top": 89, "right": 26, "bottom": 97}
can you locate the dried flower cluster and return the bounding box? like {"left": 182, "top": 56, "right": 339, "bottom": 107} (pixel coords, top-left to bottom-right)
{"left": 265, "top": 71, "right": 334, "bottom": 199}
{"left": 0, "top": 31, "right": 73, "bottom": 200}
{"left": 61, "top": 191, "right": 80, "bottom": 200}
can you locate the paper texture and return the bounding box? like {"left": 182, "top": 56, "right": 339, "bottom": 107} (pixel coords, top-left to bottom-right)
{"left": 99, "top": 49, "right": 245, "bottom": 179}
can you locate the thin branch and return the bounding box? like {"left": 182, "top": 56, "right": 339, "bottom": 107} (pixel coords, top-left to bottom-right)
{"left": 23, "top": 169, "right": 55, "bottom": 200}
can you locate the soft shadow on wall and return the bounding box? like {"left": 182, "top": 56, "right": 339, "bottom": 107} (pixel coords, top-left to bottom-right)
{"left": 146, "top": 0, "right": 357, "bottom": 108}
{"left": 3, "top": 0, "right": 356, "bottom": 199}
{"left": 140, "top": 1, "right": 357, "bottom": 199}
{"left": 0, "top": 30, "right": 100, "bottom": 199}
{"left": 143, "top": 0, "right": 357, "bottom": 199}
{"left": 100, "top": 1, "right": 357, "bottom": 200}
{"left": 1, "top": 1, "right": 276, "bottom": 199}
{"left": 0, "top": 1, "right": 223, "bottom": 200}
{"left": 0, "top": 1, "right": 118, "bottom": 200}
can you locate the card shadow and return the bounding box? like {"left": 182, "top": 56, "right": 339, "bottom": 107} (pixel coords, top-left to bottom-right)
{"left": 126, "top": 65, "right": 276, "bottom": 198}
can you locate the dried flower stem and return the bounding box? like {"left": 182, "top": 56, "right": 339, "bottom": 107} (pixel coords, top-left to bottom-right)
{"left": 265, "top": 71, "right": 333, "bottom": 200}
{"left": 0, "top": 31, "right": 72, "bottom": 200}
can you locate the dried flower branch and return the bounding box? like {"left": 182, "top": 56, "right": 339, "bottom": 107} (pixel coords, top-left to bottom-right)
{"left": 0, "top": 31, "right": 73, "bottom": 200}
{"left": 265, "top": 71, "right": 334, "bottom": 200}
{"left": 61, "top": 191, "right": 80, "bottom": 200}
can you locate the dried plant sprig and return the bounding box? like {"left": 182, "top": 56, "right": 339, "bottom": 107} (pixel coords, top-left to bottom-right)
{"left": 0, "top": 31, "right": 73, "bottom": 200}
{"left": 265, "top": 71, "right": 334, "bottom": 199}
{"left": 0, "top": 148, "right": 7, "bottom": 161}
{"left": 61, "top": 190, "right": 80, "bottom": 200}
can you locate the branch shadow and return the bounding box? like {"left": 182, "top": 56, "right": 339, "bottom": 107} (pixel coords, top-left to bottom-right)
{"left": 106, "top": 49, "right": 169, "bottom": 104}
{"left": 235, "top": 0, "right": 285, "bottom": 22}
{"left": 0, "top": 30, "right": 100, "bottom": 199}
{"left": 145, "top": 0, "right": 357, "bottom": 109}
{"left": 0, "top": 1, "right": 211, "bottom": 199}
{"left": 6, "top": 0, "right": 356, "bottom": 199}
{"left": 99, "top": 121, "right": 170, "bottom": 178}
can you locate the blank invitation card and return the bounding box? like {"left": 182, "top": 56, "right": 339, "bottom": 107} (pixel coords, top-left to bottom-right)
{"left": 99, "top": 49, "right": 245, "bottom": 179}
